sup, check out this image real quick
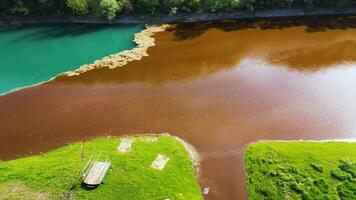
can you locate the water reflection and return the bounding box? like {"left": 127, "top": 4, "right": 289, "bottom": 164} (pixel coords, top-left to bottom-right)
{"left": 2, "top": 59, "right": 356, "bottom": 199}
{"left": 0, "top": 24, "right": 140, "bottom": 42}
{"left": 169, "top": 16, "right": 356, "bottom": 41}
{"left": 55, "top": 19, "right": 356, "bottom": 87}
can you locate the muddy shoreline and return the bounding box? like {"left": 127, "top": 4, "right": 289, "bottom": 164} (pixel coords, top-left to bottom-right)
{"left": 0, "top": 24, "right": 165, "bottom": 97}
{"left": 2, "top": 8, "right": 356, "bottom": 26}
{"left": 64, "top": 24, "right": 168, "bottom": 76}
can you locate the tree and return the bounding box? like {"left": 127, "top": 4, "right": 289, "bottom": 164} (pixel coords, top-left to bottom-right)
{"left": 129, "top": 0, "right": 160, "bottom": 14}
{"left": 178, "top": 0, "right": 202, "bottom": 12}
{"left": 88, "top": 0, "right": 123, "bottom": 19}
{"left": 66, "top": 0, "right": 89, "bottom": 15}
{"left": 10, "top": 0, "right": 29, "bottom": 15}
{"left": 36, "top": 0, "right": 56, "bottom": 14}
{"left": 99, "top": 0, "right": 123, "bottom": 19}
{"left": 202, "top": 0, "right": 240, "bottom": 12}
{"left": 239, "top": 0, "right": 256, "bottom": 11}
{"left": 0, "top": 0, "right": 12, "bottom": 15}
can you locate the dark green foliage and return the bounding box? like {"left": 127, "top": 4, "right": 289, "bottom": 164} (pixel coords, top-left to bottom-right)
{"left": 66, "top": 0, "right": 89, "bottom": 15}
{"left": 337, "top": 180, "right": 356, "bottom": 200}
{"left": 245, "top": 142, "right": 356, "bottom": 200}
{"left": 290, "top": 182, "right": 304, "bottom": 194}
{"left": 9, "top": 0, "right": 29, "bottom": 16}
{"left": 3, "top": 0, "right": 356, "bottom": 18}
{"left": 0, "top": 0, "right": 11, "bottom": 14}
{"left": 313, "top": 178, "right": 329, "bottom": 193}
{"left": 36, "top": 0, "right": 57, "bottom": 14}
{"left": 339, "top": 159, "right": 356, "bottom": 178}
{"left": 201, "top": 0, "right": 240, "bottom": 12}
{"left": 179, "top": 0, "right": 202, "bottom": 12}
{"left": 85, "top": 0, "right": 124, "bottom": 19}
{"left": 311, "top": 163, "right": 324, "bottom": 173}
{"left": 331, "top": 170, "right": 351, "bottom": 182}
{"left": 129, "top": 0, "right": 160, "bottom": 14}
{"left": 98, "top": 0, "right": 123, "bottom": 19}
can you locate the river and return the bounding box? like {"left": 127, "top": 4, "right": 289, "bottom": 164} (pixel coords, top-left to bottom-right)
{"left": 0, "top": 24, "right": 142, "bottom": 95}
{"left": 1, "top": 17, "right": 356, "bottom": 199}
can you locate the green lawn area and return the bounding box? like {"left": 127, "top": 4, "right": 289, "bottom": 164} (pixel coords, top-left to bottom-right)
{"left": 0, "top": 135, "right": 202, "bottom": 200}
{"left": 245, "top": 141, "right": 356, "bottom": 200}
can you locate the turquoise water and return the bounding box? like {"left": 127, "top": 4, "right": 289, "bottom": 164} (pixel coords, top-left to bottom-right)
{"left": 0, "top": 24, "right": 142, "bottom": 95}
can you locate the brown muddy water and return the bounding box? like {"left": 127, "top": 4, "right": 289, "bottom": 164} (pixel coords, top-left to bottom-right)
{"left": 2, "top": 17, "right": 356, "bottom": 199}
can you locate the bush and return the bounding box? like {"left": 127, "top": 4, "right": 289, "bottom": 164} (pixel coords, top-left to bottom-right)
{"left": 337, "top": 181, "right": 356, "bottom": 200}
{"left": 311, "top": 163, "right": 324, "bottom": 173}
{"left": 10, "top": 0, "right": 29, "bottom": 15}
{"left": 179, "top": 0, "right": 202, "bottom": 12}
{"left": 130, "top": 0, "right": 160, "bottom": 14}
{"left": 339, "top": 159, "right": 356, "bottom": 178}
{"left": 99, "top": 0, "right": 123, "bottom": 19}
{"left": 313, "top": 178, "right": 329, "bottom": 194}
{"left": 202, "top": 0, "right": 240, "bottom": 12}
{"left": 66, "top": 0, "right": 88, "bottom": 15}
{"left": 290, "top": 182, "right": 304, "bottom": 194}
{"left": 331, "top": 170, "right": 351, "bottom": 182}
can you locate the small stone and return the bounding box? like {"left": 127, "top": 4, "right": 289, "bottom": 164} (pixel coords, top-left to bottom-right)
{"left": 203, "top": 187, "right": 210, "bottom": 195}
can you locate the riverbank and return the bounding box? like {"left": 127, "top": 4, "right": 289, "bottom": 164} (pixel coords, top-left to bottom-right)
{"left": 0, "top": 24, "right": 142, "bottom": 96}
{"left": 64, "top": 24, "right": 168, "bottom": 76}
{"left": 0, "top": 135, "right": 202, "bottom": 199}
{"left": 0, "top": 24, "right": 166, "bottom": 95}
{"left": 245, "top": 141, "right": 356, "bottom": 200}
{"left": 3, "top": 8, "right": 356, "bottom": 26}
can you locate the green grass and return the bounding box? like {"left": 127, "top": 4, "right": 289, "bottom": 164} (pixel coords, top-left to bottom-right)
{"left": 0, "top": 135, "right": 202, "bottom": 200}
{"left": 245, "top": 141, "right": 356, "bottom": 200}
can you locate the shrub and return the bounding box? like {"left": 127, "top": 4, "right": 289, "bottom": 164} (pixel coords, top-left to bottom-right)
{"left": 66, "top": 0, "right": 88, "bottom": 15}
{"left": 339, "top": 159, "right": 356, "bottom": 178}
{"left": 201, "top": 0, "right": 240, "bottom": 12}
{"left": 10, "top": 0, "right": 29, "bottom": 15}
{"left": 311, "top": 163, "right": 324, "bottom": 173}
{"left": 313, "top": 178, "right": 329, "bottom": 194}
{"left": 337, "top": 181, "right": 356, "bottom": 200}
{"left": 290, "top": 182, "right": 304, "bottom": 194}
{"left": 129, "top": 0, "right": 159, "bottom": 14}
{"left": 330, "top": 170, "right": 351, "bottom": 182}
{"left": 99, "top": 0, "right": 123, "bottom": 19}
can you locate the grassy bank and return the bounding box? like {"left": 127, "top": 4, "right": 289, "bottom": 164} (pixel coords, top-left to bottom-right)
{"left": 245, "top": 141, "right": 356, "bottom": 200}
{"left": 0, "top": 135, "right": 202, "bottom": 200}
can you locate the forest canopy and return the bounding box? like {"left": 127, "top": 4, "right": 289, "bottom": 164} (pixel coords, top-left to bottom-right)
{"left": 2, "top": 0, "right": 356, "bottom": 19}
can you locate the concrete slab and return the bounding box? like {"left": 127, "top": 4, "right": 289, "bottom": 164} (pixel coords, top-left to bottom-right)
{"left": 117, "top": 138, "right": 135, "bottom": 153}
{"left": 151, "top": 154, "right": 170, "bottom": 171}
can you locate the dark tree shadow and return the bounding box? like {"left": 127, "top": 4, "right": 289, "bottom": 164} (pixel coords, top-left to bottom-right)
{"left": 0, "top": 23, "right": 141, "bottom": 43}
{"left": 168, "top": 15, "right": 356, "bottom": 41}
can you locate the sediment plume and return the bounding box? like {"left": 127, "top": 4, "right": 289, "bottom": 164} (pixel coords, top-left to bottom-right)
{"left": 65, "top": 24, "right": 169, "bottom": 76}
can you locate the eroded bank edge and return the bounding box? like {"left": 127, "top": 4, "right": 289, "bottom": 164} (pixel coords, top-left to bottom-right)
{"left": 64, "top": 24, "right": 169, "bottom": 76}
{"left": 0, "top": 24, "right": 168, "bottom": 96}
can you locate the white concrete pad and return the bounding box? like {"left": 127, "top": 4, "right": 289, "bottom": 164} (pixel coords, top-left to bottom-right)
{"left": 117, "top": 138, "right": 135, "bottom": 153}
{"left": 151, "top": 154, "right": 170, "bottom": 170}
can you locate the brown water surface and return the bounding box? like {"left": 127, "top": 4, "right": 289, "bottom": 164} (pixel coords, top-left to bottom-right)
{"left": 1, "top": 18, "right": 356, "bottom": 199}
